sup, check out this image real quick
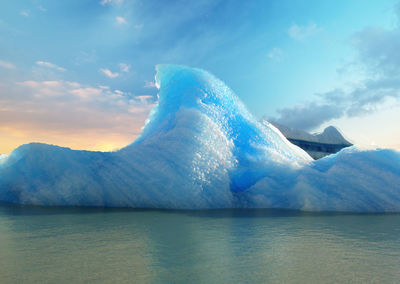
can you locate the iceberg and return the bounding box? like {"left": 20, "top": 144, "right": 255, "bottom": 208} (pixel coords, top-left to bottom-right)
{"left": 0, "top": 65, "right": 399, "bottom": 211}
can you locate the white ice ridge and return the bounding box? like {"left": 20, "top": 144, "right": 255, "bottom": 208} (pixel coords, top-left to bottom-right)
{"left": 1, "top": 65, "right": 399, "bottom": 211}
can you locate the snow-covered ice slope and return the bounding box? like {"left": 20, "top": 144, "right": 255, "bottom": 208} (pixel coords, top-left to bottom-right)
{"left": 0, "top": 65, "right": 399, "bottom": 211}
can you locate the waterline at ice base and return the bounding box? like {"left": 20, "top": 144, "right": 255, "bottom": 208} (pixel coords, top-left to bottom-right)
{"left": 1, "top": 65, "right": 400, "bottom": 212}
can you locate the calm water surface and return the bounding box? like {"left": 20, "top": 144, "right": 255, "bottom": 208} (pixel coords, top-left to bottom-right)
{"left": 1, "top": 203, "right": 400, "bottom": 283}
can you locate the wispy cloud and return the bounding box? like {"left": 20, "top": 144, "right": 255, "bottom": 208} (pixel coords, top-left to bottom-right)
{"left": 75, "top": 50, "right": 97, "bottom": 65}
{"left": 0, "top": 60, "right": 16, "bottom": 70}
{"left": 0, "top": 79, "right": 155, "bottom": 152}
{"left": 116, "top": 16, "right": 127, "bottom": 25}
{"left": 267, "top": 47, "right": 283, "bottom": 61}
{"left": 288, "top": 22, "right": 321, "bottom": 41}
{"left": 37, "top": 5, "right": 47, "bottom": 12}
{"left": 144, "top": 81, "right": 157, "bottom": 88}
{"left": 100, "top": 0, "right": 123, "bottom": 6}
{"left": 100, "top": 64, "right": 130, "bottom": 78}
{"left": 274, "top": 12, "right": 400, "bottom": 131}
{"left": 134, "top": 24, "right": 144, "bottom": 30}
{"left": 100, "top": 68, "right": 119, "bottom": 78}
{"left": 20, "top": 10, "right": 29, "bottom": 17}
{"left": 119, "top": 63, "right": 130, "bottom": 73}
{"left": 36, "top": 61, "right": 66, "bottom": 72}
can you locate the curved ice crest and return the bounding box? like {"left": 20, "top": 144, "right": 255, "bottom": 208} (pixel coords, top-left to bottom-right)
{"left": 0, "top": 65, "right": 399, "bottom": 211}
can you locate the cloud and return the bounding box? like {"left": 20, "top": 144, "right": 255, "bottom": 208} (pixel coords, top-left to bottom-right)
{"left": 37, "top": 5, "right": 47, "bottom": 12}
{"left": 100, "top": 64, "right": 130, "bottom": 78}
{"left": 136, "top": 95, "right": 153, "bottom": 104}
{"left": 274, "top": 7, "right": 400, "bottom": 131}
{"left": 119, "top": 63, "right": 130, "bottom": 73}
{"left": 0, "top": 79, "right": 155, "bottom": 152}
{"left": 144, "top": 81, "right": 157, "bottom": 88}
{"left": 75, "top": 50, "right": 97, "bottom": 65}
{"left": 267, "top": 47, "right": 283, "bottom": 61}
{"left": 100, "top": 68, "right": 119, "bottom": 78}
{"left": 275, "top": 102, "right": 344, "bottom": 131}
{"left": 352, "top": 26, "right": 400, "bottom": 77}
{"left": 20, "top": 10, "right": 29, "bottom": 17}
{"left": 134, "top": 24, "right": 144, "bottom": 30}
{"left": 36, "top": 61, "right": 66, "bottom": 72}
{"left": 100, "top": 0, "right": 123, "bottom": 6}
{"left": 288, "top": 22, "right": 321, "bottom": 40}
{"left": 274, "top": 76, "right": 400, "bottom": 131}
{"left": 116, "top": 16, "right": 127, "bottom": 25}
{"left": 0, "top": 60, "right": 16, "bottom": 70}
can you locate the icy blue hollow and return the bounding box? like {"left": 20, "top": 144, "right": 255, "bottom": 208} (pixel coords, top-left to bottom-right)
{"left": 1, "top": 65, "right": 400, "bottom": 211}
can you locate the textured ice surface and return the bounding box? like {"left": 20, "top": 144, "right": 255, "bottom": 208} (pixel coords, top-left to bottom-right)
{"left": 1, "top": 65, "right": 400, "bottom": 211}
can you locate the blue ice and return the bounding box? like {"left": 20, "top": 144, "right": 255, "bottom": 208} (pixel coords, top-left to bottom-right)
{"left": 0, "top": 65, "right": 399, "bottom": 211}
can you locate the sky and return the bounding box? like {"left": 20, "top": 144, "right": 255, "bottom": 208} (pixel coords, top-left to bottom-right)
{"left": 0, "top": 0, "right": 400, "bottom": 153}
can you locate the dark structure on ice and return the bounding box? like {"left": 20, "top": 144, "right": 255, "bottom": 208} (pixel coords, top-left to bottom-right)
{"left": 271, "top": 122, "right": 353, "bottom": 160}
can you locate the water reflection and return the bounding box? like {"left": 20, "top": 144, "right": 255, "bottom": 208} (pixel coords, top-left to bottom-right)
{"left": 1, "top": 203, "right": 400, "bottom": 283}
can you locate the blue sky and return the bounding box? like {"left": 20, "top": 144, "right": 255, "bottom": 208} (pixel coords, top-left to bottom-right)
{"left": 1, "top": 0, "right": 400, "bottom": 152}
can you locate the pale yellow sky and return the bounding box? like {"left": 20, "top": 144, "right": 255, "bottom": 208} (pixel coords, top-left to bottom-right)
{"left": 319, "top": 99, "right": 400, "bottom": 151}
{"left": 0, "top": 79, "right": 154, "bottom": 154}
{"left": 2, "top": 103, "right": 399, "bottom": 154}
{"left": 0, "top": 127, "right": 141, "bottom": 154}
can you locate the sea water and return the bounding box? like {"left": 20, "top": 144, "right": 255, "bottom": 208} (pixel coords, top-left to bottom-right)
{"left": 1, "top": 204, "right": 400, "bottom": 283}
